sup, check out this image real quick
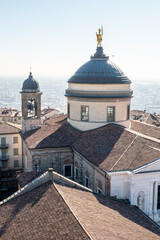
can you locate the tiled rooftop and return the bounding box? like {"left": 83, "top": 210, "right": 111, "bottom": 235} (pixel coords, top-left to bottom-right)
{"left": 131, "top": 110, "right": 160, "bottom": 127}
{"left": 0, "top": 178, "right": 160, "bottom": 240}
{"left": 131, "top": 120, "right": 160, "bottom": 140}
{"left": 56, "top": 183, "right": 160, "bottom": 240}
{"left": 16, "top": 171, "right": 44, "bottom": 188}
{"left": 22, "top": 121, "right": 160, "bottom": 172}
{"left": 45, "top": 114, "right": 67, "bottom": 126}
{"left": 0, "top": 108, "right": 21, "bottom": 118}
{"left": 0, "top": 122, "right": 21, "bottom": 135}
{"left": 0, "top": 181, "right": 90, "bottom": 240}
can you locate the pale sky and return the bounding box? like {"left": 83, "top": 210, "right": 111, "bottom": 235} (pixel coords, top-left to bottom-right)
{"left": 0, "top": 0, "right": 160, "bottom": 82}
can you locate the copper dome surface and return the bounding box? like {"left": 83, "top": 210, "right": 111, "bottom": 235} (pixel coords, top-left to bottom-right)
{"left": 68, "top": 47, "right": 131, "bottom": 84}
{"left": 22, "top": 72, "right": 40, "bottom": 92}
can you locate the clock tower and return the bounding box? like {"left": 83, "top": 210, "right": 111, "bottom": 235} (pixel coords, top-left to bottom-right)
{"left": 21, "top": 72, "right": 42, "bottom": 132}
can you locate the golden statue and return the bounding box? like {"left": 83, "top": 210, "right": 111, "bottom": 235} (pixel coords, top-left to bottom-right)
{"left": 96, "top": 27, "right": 103, "bottom": 47}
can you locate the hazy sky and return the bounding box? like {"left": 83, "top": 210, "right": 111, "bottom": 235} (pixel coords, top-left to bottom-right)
{"left": 0, "top": 0, "right": 160, "bottom": 82}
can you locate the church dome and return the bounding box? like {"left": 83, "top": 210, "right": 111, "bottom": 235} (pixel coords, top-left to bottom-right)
{"left": 66, "top": 28, "right": 133, "bottom": 131}
{"left": 68, "top": 47, "right": 131, "bottom": 84}
{"left": 22, "top": 72, "right": 40, "bottom": 92}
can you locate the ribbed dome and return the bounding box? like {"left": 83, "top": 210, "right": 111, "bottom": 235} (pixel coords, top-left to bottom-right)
{"left": 22, "top": 72, "right": 40, "bottom": 92}
{"left": 68, "top": 47, "right": 131, "bottom": 84}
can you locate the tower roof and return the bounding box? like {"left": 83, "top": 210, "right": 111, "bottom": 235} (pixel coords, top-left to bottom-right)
{"left": 68, "top": 47, "right": 131, "bottom": 84}
{"left": 22, "top": 72, "right": 40, "bottom": 92}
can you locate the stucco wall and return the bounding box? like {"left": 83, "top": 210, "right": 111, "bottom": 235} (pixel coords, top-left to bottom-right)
{"left": 68, "top": 83, "right": 130, "bottom": 91}
{"left": 68, "top": 118, "right": 130, "bottom": 131}
{"left": 109, "top": 172, "right": 130, "bottom": 199}
{"left": 109, "top": 167, "right": 160, "bottom": 223}
{"left": 0, "top": 133, "right": 22, "bottom": 169}
{"left": 68, "top": 98, "right": 130, "bottom": 130}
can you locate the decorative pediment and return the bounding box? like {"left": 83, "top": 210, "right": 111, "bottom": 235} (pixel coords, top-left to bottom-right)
{"left": 133, "top": 158, "right": 160, "bottom": 174}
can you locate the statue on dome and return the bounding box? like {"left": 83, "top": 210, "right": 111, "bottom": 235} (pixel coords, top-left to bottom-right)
{"left": 96, "top": 27, "right": 103, "bottom": 47}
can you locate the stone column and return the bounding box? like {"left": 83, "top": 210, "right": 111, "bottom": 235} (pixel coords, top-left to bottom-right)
{"left": 148, "top": 181, "right": 154, "bottom": 215}
{"left": 153, "top": 181, "right": 158, "bottom": 213}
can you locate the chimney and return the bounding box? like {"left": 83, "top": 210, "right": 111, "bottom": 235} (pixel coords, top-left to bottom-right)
{"left": 48, "top": 168, "right": 53, "bottom": 180}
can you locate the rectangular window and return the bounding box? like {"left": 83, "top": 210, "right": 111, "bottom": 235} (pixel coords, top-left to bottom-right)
{"left": 81, "top": 106, "right": 89, "bottom": 121}
{"left": 64, "top": 165, "right": 72, "bottom": 177}
{"left": 13, "top": 137, "right": 18, "bottom": 144}
{"left": 157, "top": 185, "right": 160, "bottom": 209}
{"left": 14, "top": 160, "right": 19, "bottom": 168}
{"left": 1, "top": 137, "right": 6, "bottom": 146}
{"left": 107, "top": 107, "right": 115, "bottom": 122}
{"left": 85, "top": 176, "right": 89, "bottom": 188}
{"left": 127, "top": 105, "right": 130, "bottom": 120}
{"left": 68, "top": 103, "right": 70, "bottom": 118}
{"left": 13, "top": 148, "right": 18, "bottom": 156}
{"left": 2, "top": 149, "right": 6, "bottom": 157}
{"left": 2, "top": 161, "right": 7, "bottom": 169}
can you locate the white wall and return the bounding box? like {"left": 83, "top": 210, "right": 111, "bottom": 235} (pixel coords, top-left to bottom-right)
{"left": 109, "top": 164, "right": 160, "bottom": 223}
{"left": 68, "top": 83, "right": 130, "bottom": 91}
{"left": 68, "top": 98, "right": 130, "bottom": 131}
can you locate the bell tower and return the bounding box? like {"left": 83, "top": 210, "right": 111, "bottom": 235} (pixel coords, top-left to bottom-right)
{"left": 21, "top": 72, "right": 42, "bottom": 132}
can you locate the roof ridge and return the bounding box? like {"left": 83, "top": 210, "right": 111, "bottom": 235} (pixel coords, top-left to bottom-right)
{"left": 54, "top": 184, "right": 92, "bottom": 240}
{"left": 109, "top": 135, "right": 138, "bottom": 171}
{"left": 0, "top": 170, "right": 92, "bottom": 206}
{"left": 6, "top": 122, "right": 21, "bottom": 130}
{"left": 127, "top": 128, "right": 160, "bottom": 143}
{"left": 131, "top": 119, "right": 160, "bottom": 129}
{"left": 127, "top": 138, "right": 150, "bottom": 170}
{"left": 144, "top": 113, "right": 150, "bottom": 123}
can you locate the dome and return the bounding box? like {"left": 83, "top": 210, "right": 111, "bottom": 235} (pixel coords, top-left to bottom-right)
{"left": 68, "top": 47, "right": 131, "bottom": 84}
{"left": 22, "top": 72, "right": 40, "bottom": 92}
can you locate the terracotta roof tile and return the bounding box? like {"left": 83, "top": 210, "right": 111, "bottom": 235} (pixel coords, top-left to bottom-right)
{"left": 0, "top": 181, "right": 90, "bottom": 240}
{"left": 131, "top": 110, "right": 160, "bottom": 126}
{"left": 0, "top": 108, "right": 20, "bottom": 118}
{"left": 56, "top": 183, "right": 160, "bottom": 240}
{"left": 22, "top": 122, "right": 160, "bottom": 171}
{"left": 0, "top": 179, "right": 159, "bottom": 239}
{"left": 0, "top": 122, "right": 20, "bottom": 135}
{"left": 22, "top": 123, "right": 81, "bottom": 149}
{"left": 131, "top": 120, "right": 160, "bottom": 139}
{"left": 45, "top": 114, "right": 67, "bottom": 126}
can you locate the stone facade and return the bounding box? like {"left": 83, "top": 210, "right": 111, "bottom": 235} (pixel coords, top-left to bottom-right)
{"left": 22, "top": 140, "right": 33, "bottom": 172}
{"left": 21, "top": 92, "right": 42, "bottom": 132}
{"left": 73, "top": 150, "right": 107, "bottom": 194}
{"left": 31, "top": 148, "right": 73, "bottom": 175}
{"left": 22, "top": 144, "right": 108, "bottom": 195}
